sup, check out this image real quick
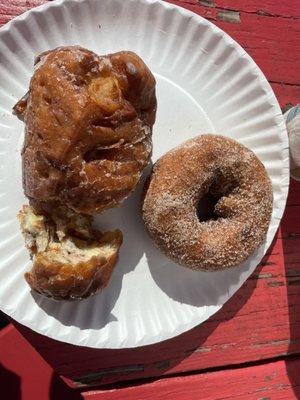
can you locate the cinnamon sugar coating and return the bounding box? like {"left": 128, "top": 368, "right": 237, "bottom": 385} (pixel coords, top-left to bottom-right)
{"left": 142, "top": 134, "right": 273, "bottom": 271}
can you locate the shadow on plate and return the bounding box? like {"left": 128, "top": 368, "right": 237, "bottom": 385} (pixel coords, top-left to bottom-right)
{"left": 30, "top": 164, "right": 154, "bottom": 330}
{"left": 145, "top": 226, "right": 269, "bottom": 307}
{"left": 16, "top": 247, "right": 269, "bottom": 388}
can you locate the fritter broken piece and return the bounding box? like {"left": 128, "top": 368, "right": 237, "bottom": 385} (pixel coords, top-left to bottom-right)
{"left": 18, "top": 205, "right": 122, "bottom": 300}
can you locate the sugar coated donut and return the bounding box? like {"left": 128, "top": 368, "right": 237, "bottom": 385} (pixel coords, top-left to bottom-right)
{"left": 142, "top": 134, "right": 273, "bottom": 271}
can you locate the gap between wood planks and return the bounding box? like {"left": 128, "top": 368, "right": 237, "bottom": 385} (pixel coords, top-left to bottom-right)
{"left": 76, "top": 352, "right": 300, "bottom": 391}
{"left": 270, "top": 81, "right": 300, "bottom": 89}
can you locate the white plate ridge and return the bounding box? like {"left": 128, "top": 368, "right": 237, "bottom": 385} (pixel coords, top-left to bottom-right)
{"left": 0, "top": 0, "right": 289, "bottom": 348}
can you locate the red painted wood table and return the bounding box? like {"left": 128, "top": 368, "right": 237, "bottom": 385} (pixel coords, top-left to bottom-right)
{"left": 1, "top": 1, "right": 300, "bottom": 399}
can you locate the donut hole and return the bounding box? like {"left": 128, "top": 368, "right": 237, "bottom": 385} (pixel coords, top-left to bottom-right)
{"left": 38, "top": 169, "right": 50, "bottom": 179}
{"left": 196, "top": 175, "right": 238, "bottom": 222}
{"left": 196, "top": 192, "right": 221, "bottom": 222}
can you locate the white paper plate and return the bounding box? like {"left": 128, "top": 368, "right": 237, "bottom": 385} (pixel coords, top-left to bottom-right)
{"left": 0, "top": 0, "right": 289, "bottom": 348}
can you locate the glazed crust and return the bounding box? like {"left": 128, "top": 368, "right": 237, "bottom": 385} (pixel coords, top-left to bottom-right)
{"left": 18, "top": 205, "right": 123, "bottom": 300}
{"left": 142, "top": 134, "right": 273, "bottom": 271}
{"left": 14, "top": 46, "right": 156, "bottom": 214}
{"left": 24, "top": 233, "right": 122, "bottom": 301}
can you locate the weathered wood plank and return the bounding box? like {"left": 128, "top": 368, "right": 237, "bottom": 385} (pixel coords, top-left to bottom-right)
{"left": 169, "top": 0, "right": 300, "bottom": 85}
{"left": 3, "top": 322, "right": 300, "bottom": 399}
{"left": 0, "top": 0, "right": 45, "bottom": 25}
{"left": 272, "top": 83, "right": 300, "bottom": 112}
{"left": 184, "top": 0, "right": 300, "bottom": 18}
{"left": 84, "top": 358, "right": 300, "bottom": 399}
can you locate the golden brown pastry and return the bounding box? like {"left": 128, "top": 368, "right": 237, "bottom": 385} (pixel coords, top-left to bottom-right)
{"left": 14, "top": 46, "right": 156, "bottom": 214}
{"left": 142, "top": 134, "right": 273, "bottom": 271}
{"left": 18, "top": 205, "right": 122, "bottom": 300}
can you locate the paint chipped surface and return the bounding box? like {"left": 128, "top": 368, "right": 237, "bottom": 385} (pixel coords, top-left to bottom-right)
{"left": 216, "top": 10, "right": 241, "bottom": 23}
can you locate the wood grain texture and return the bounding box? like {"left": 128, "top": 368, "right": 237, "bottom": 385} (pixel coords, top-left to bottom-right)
{"left": 0, "top": 0, "right": 45, "bottom": 25}
{"left": 2, "top": 323, "right": 300, "bottom": 399}
{"left": 84, "top": 358, "right": 300, "bottom": 399}
{"left": 1, "top": 0, "right": 300, "bottom": 390}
